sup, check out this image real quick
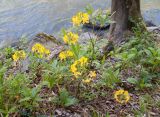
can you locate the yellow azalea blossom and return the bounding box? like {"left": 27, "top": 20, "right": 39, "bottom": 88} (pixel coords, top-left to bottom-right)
{"left": 59, "top": 50, "right": 74, "bottom": 60}
{"left": 63, "top": 35, "right": 69, "bottom": 44}
{"left": 63, "top": 32, "right": 79, "bottom": 45}
{"left": 70, "top": 57, "right": 88, "bottom": 78}
{"left": 72, "top": 12, "right": 89, "bottom": 26}
{"left": 32, "top": 43, "right": 45, "bottom": 54}
{"left": 114, "top": 89, "right": 130, "bottom": 104}
{"left": 12, "top": 50, "right": 26, "bottom": 62}
{"left": 70, "top": 60, "right": 82, "bottom": 78}
{"left": 82, "top": 78, "right": 92, "bottom": 83}
{"left": 70, "top": 63, "right": 81, "bottom": 78}
{"left": 73, "top": 71, "right": 81, "bottom": 78}
{"left": 67, "top": 50, "right": 74, "bottom": 57}
{"left": 45, "top": 49, "right": 50, "bottom": 55}
{"left": 79, "top": 57, "right": 88, "bottom": 66}
{"left": 82, "top": 13, "right": 89, "bottom": 24}
{"left": 70, "top": 62, "right": 78, "bottom": 73}
{"left": 89, "top": 71, "right": 97, "bottom": 78}
{"left": 59, "top": 52, "right": 67, "bottom": 60}
{"left": 32, "top": 43, "right": 50, "bottom": 57}
{"left": 72, "top": 15, "right": 82, "bottom": 26}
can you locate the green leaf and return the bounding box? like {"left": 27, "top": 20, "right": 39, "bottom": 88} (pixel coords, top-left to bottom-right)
{"left": 0, "top": 109, "right": 7, "bottom": 114}
{"left": 145, "top": 49, "right": 152, "bottom": 56}
{"left": 106, "top": 112, "right": 110, "bottom": 117}
{"left": 8, "top": 106, "right": 17, "bottom": 114}
{"left": 127, "top": 78, "right": 137, "bottom": 84}
{"left": 128, "top": 53, "right": 136, "bottom": 60}
{"left": 156, "top": 57, "right": 160, "bottom": 61}
{"left": 64, "top": 98, "right": 77, "bottom": 107}
{"left": 57, "top": 88, "right": 78, "bottom": 107}
{"left": 85, "top": 5, "right": 94, "bottom": 15}
{"left": 19, "top": 97, "right": 31, "bottom": 102}
{"left": 145, "top": 83, "right": 152, "bottom": 88}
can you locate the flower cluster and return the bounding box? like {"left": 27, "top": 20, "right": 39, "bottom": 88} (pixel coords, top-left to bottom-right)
{"left": 32, "top": 43, "right": 50, "bottom": 57}
{"left": 114, "top": 89, "right": 130, "bottom": 104}
{"left": 63, "top": 32, "right": 79, "bottom": 45}
{"left": 82, "top": 71, "right": 97, "bottom": 83}
{"left": 12, "top": 50, "right": 26, "bottom": 62}
{"left": 70, "top": 57, "right": 88, "bottom": 78}
{"left": 78, "top": 57, "right": 88, "bottom": 67}
{"left": 59, "top": 50, "right": 74, "bottom": 60}
{"left": 89, "top": 71, "right": 96, "bottom": 78}
{"left": 72, "top": 12, "right": 89, "bottom": 26}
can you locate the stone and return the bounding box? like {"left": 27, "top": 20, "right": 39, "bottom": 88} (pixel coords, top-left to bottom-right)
{"left": 28, "top": 32, "right": 63, "bottom": 51}
{"left": 147, "top": 26, "right": 160, "bottom": 32}
{"left": 83, "top": 22, "right": 110, "bottom": 30}
{"left": 21, "top": 33, "right": 64, "bottom": 72}
{"left": 79, "top": 32, "right": 98, "bottom": 44}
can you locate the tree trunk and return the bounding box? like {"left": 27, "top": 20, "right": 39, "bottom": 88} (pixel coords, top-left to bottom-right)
{"left": 109, "top": 0, "right": 144, "bottom": 45}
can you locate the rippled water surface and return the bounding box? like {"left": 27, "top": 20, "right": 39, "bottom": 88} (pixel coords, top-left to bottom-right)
{"left": 0, "top": 0, "right": 160, "bottom": 47}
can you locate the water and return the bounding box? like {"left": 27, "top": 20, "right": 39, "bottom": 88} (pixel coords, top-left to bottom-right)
{"left": 0, "top": 0, "right": 160, "bottom": 48}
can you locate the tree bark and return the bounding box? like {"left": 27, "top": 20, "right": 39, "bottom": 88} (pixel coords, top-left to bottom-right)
{"left": 109, "top": 0, "right": 144, "bottom": 45}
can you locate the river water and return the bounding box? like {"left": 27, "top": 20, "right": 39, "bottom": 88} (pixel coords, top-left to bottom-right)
{"left": 0, "top": 0, "right": 160, "bottom": 48}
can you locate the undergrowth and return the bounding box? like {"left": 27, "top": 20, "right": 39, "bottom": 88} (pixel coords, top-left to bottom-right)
{"left": 0, "top": 7, "right": 159, "bottom": 117}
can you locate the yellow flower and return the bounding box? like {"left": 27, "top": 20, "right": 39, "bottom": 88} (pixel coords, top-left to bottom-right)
{"left": 72, "top": 15, "right": 81, "bottom": 26}
{"left": 67, "top": 50, "right": 74, "bottom": 57}
{"left": 72, "top": 12, "right": 89, "bottom": 26}
{"left": 70, "top": 57, "right": 88, "bottom": 78}
{"left": 82, "top": 78, "right": 92, "bottom": 83}
{"left": 63, "top": 35, "right": 69, "bottom": 44}
{"left": 82, "top": 13, "right": 89, "bottom": 24}
{"left": 114, "top": 89, "right": 130, "bottom": 104}
{"left": 70, "top": 33, "right": 79, "bottom": 44}
{"left": 70, "top": 62, "right": 78, "bottom": 73}
{"left": 74, "top": 71, "right": 81, "bottom": 78}
{"left": 89, "top": 71, "right": 96, "bottom": 78}
{"left": 12, "top": 50, "right": 26, "bottom": 62}
{"left": 70, "top": 60, "right": 82, "bottom": 78}
{"left": 59, "top": 52, "right": 67, "bottom": 60}
{"left": 32, "top": 43, "right": 50, "bottom": 57}
{"left": 63, "top": 32, "right": 79, "bottom": 45}
{"left": 79, "top": 57, "right": 88, "bottom": 66}
{"left": 59, "top": 50, "right": 74, "bottom": 60}
{"left": 45, "top": 49, "right": 50, "bottom": 55}
{"left": 32, "top": 43, "right": 44, "bottom": 53}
